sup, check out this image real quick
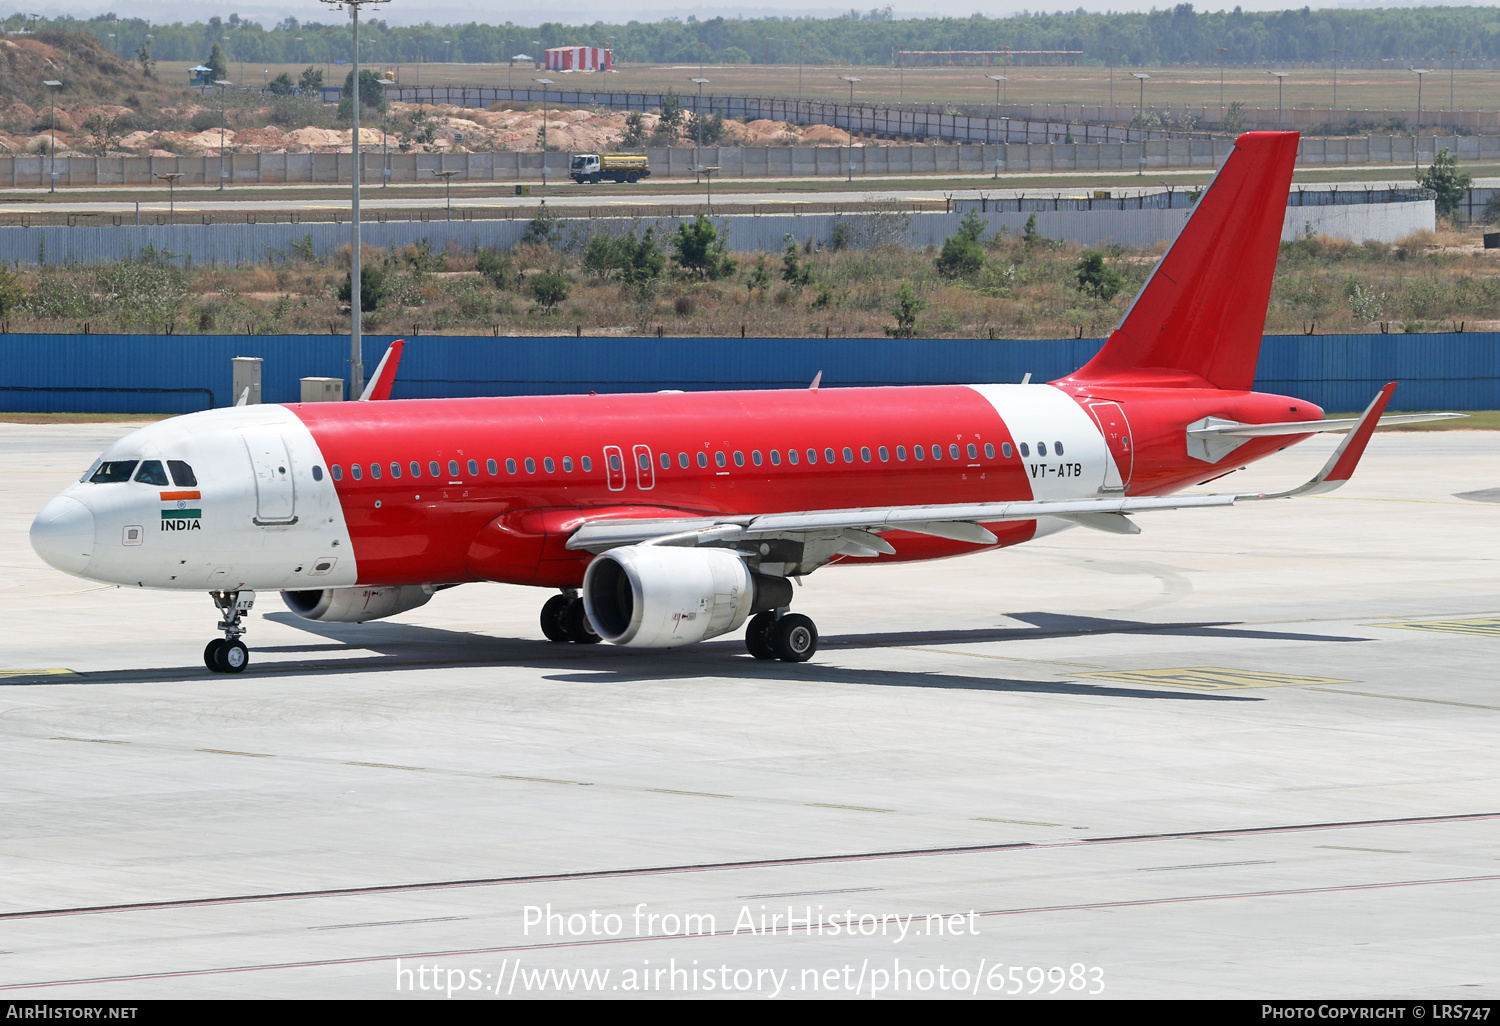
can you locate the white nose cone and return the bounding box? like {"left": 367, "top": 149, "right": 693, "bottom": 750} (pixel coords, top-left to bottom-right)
{"left": 31, "top": 495, "right": 96, "bottom": 576}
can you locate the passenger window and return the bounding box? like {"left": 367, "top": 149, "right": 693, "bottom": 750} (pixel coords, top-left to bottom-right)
{"left": 806, "top": 449, "right": 817, "bottom": 465}
{"left": 581, "top": 456, "right": 592, "bottom": 472}
{"left": 678, "top": 452, "right": 689, "bottom": 468}
{"left": 429, "top": 461, "right": 440, "bottom": 477}
{"left": 949, "top": 444, "right": 960, "bottom": 460}
{"left": 716, "top": 452, "right": 727, "bottom": 468}
{"left": 331, "top": 465, "right": 342, "bottom": 481}
{"left": 167, "top": 460, "right": 197, "bottom": 487}
{"left": 697, "top": 452, "right": 708, "bottom": 468}
{"left": 1037, "top": 442, "right": 1047, "bottom": 457}
{"left": 525, "top": 458, "right": 536, "bottom": 474}
{"left": 878, "top": 446, "right": 889, "bottom": 462}
{"left": 448, "top": 460, "right": 460, "bottom": 477}
{"left": 842, "top": 447, "right": 853, "bottom": 463}
{"left": 608, "top": 454, "right": 621, "bottom": 472}
{"left": 134, "top": 460, "right": 169, "bottom": 486}
{"left": 1019, "top": 443, "right": 1030, "bottom": 457}
{"left": 391, "top": 462, "right": 402, "bottom": 479}
{"left": 824, "top": 448, "right": 836, "bottom": 464}
{"left": 984, "top": 443, "right": 995, "bottom": 459}
{"left": 1001, "top": 443, "right": 1012, "bottom": 458}
{"left": 312, "top": 466, "right": 324, "bottom": 481}
{"left": 967, "top": 444, "right": 978, "bottom": 460}
{"left": 351, "top": 464, "right": 363, "bottom": 481}
{"left": 410, "top": 462, "right": 422, "bottom": 477}
{"left": 861, "top": 447, "right": 871, "bottom": 462}
{"left": 659, "top": 453, "right": 670, "bottom": 470}
{"left": 468, "top": 460, "right": 479, "bottom": 476}
{"left": 931, "top": 446, "right": 942, "bottom": 462}
{"left": 487, "top": 459, "right": 498, "bottom": 475}
{"left": 1055, "top": 441, "right": 1065, "bottom": 455}
{"left": 896, "top": 446, "right": 906, "bottom": 461}
{"left": 734, "top": 451, "right": 744, "bottom": 467}
{"left": 506, "top": 458, "right": 517, "bottom": 474}
{"left": 544, "top": 457, "right": 555, "bottom": 473}
{"left": 639, "top": 453, "right": 650, "bottom": 470}
{"left": 565, "top": 457, "right": 575, "bottom": 473}
{"left": 752, "top": 450, "right": 763, "bottom": 466}
{"left": 370, "top": 463, "right": 382, "bottom": 480}
{"left": 770, "top": 450, "right": 781, "bottom": 466}
{"left": 788, "top": 449, "right": 800, "bottom": 466}
{"left": 914, "top": 446, "right": 925, "bottom": 461}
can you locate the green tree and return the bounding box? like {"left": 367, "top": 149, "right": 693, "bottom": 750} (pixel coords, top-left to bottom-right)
{"left": 1021, "top": 212, "right": 1043, "bottom": 247}
{"left": 781, "top": 234, "right": 812, "bottom": 287}
{"left": 0, "top": 267, "right": 25, "bottom": 317}
{"left": 528, "top": 269, "right": 571, "bottom": 311}
{"left": 1418, "top": 148, "right": 1473, "bottom": 219}
{"left": 885, "top": 285, "right": 926, "bottom": 338}
{"left": 1074, "top": 251, "right": 1125, "bottom": 301}
{"left": 205, "top": 43, "right": 228, "bottom": 82}
{"left": 521, "top": 201, "right": 564, "bottom": 248}
{"left": 338, "top": 69, "right": 389, "bottom": 120}
{"left": 299, "top": 66, "right": 324, "bottom": 93}
{"left": 338, "top": 266, "right": 387, "bottom": 312}
{"left": 671, "top": 215, "right": 735, "bottom": 280}
{"left": 621, "top": 111, "right": 646, "bottom": 148}
{"left": 266, "top": 72, "right": 295, "bottom": 95}
{"left": 135, "top": 41, "right": 156, "bottom": 78}
{"left": 475, "top": 247, "right": 512, "bottom": 289}
{"left": 934, "top": 210, "right": 987, "bottom": 278}
{"left": 687, "top": 111, "right": 726, "bottom": 145}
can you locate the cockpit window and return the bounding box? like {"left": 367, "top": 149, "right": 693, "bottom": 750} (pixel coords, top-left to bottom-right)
{"left": 89, "top": 460, "right": 138, "bottom": 483}
{"left": 168, "top": 461, "right": 198, "bottom": 487}
{"left": 79, "top": 458, "right": 103, "bottom": 483}
{"left": 134, "top": 460, "right": 170, "bottom": 486}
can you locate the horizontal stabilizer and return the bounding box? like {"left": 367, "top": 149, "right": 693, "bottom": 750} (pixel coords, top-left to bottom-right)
{"left": 1239, "top": 383, "right": 1396, "bottom": 500}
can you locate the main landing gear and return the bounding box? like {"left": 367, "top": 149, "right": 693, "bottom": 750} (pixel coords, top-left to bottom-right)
{"left": 540, "top": 590, "right": 600, "bottom": 645}
{"left": 204, "top": 590, "right": 255, "bottom": 674}
{"left": 745, "top": 610, "right": 819, "bottom": 663}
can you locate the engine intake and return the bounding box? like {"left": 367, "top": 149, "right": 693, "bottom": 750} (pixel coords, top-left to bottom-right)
{"left": 582, "top": 546, "right": 791, "bottom": 648}
{"left": 281, "top": 585, "right": 434, "bottom": 623}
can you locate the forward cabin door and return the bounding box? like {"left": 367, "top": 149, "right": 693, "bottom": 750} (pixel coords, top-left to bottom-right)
{"left": 603, "top": 445, "right": 626, "bottom": 491}
{"left": 632, "top": 444, "right": 655, "bottom": 490}
{"left": 1086, "top": 401, "right": 1134, "bottom": 491}
{"left": 241, "top": 432, "right": 298, "bottom": 524}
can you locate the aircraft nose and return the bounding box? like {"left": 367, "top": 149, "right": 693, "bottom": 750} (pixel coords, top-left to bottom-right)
{"left": 30, "top": 495, "right": 96, "bottom": 576}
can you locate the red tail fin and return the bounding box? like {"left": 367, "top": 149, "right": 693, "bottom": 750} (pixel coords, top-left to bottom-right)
{"left": 1062, "top": 132, "right": 1299, "bottom": 391}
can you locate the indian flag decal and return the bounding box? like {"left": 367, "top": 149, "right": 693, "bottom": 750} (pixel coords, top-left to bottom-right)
{"left": 160, "top": 490, "right": 202, "bottom": 520}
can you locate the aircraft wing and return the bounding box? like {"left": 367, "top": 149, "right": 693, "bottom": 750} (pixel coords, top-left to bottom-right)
{"left": 564, "top": 384, "right": 1398, "bottom": 557}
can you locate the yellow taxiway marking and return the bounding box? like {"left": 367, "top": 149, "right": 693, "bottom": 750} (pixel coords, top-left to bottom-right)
{"left": 52, "top": 736, "right": 127, "bottom": 744}
{"left": 1318, "top": 845, "right": 1410, "bottom": 854}
{"left": 650, "top": 788, "right": 733, "bottom": 799}
{"left": 1, "top": 669, "right": 78, "bottom": 680}
{"left": 1376, "top": 617, "right": 1500, "bottom": 637}
{"left": 344, "top": 761, "right": 424, "bottom": 771}
{"left": 808, "top": 803, "right": 892, "bottom": 813}
{"left": 1307, "top": 687, "right": 1500, "bottom": 712}
{"left": 1074, "top": 667, "right": 1354, "bottom": 690}
{"left": 197, "top": 748, "right": 273, "bottom": 758}
{"left": 973, "top": 817, "right": 1064, "bottom": 827}
{"left": 494, "top": 774, "right": 584, "bottom": 785}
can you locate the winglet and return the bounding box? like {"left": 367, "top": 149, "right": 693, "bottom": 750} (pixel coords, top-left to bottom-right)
{"left": 1241, "top": 383, "right": 1396, "bottom": 500}
{"left": 359, "top": 339, "right": 405, "bottom": 401}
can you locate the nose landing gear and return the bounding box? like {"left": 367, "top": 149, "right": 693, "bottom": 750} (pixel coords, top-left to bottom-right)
{"left": 204, "top": 590, "right": 255, "bottom": 673}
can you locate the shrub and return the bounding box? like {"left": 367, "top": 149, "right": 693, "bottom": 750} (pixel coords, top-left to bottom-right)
{"left": 781, "top": 234, "right": 812, "bottom": 287}
{"left": 1417, "top": 148, "right": 1473, "bottom": 219}
{"left": 935, "top": 211, "right": 987, "bottom": 278}
{"left": 266, "top": 72, "right": 296, "bottom": 96}
{"left": 338, "top": 266, "right": 386, "bottom": 312}
{"left": 671, "top": 215, "right": 735, "bottom": 280}
{"left": 522, "top": 201, "right": 564, "bottom": 248}
{"left": 1074, "top": 251, "right": 1125, "bottom": 301}
{"left": 528, "top": 269, "right": 571, "bottom": 311}
{"left": 0, "top": 268, "right": 24, "bottom": 317}
{"left": 885, "top": 285, "right": 926, "bottom": 338}
{"left": 476, "top": 247, "right": 512, "bottom": 289}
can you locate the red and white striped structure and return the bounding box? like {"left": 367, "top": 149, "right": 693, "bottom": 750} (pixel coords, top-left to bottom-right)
{"left": 544, "top": 47, "right": 611, "bottom": 72}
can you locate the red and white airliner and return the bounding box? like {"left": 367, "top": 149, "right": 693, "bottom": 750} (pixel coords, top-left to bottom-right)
{"left": 29, "top": 133, "right": 1454, "bottom": 672}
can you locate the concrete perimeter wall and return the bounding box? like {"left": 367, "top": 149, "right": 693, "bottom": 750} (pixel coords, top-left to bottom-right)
{"left": 2, "top": 333, "right": 1494, "bottom": 416}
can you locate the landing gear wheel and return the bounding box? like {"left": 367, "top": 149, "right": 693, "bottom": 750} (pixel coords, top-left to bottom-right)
{"left": 564, "top": 598, "right": 601, "bottom": 644}
{"left": 540, "top": 594, "right": 571, "bottom": 643}
{"left": 771, "top": 614, "right": 818, "bottom": 663}
{"left": 217, "top": 639, "right": 250, "bottom": 674}
{"left": 204, "top": 638, "right": 226, "bottom": 672}
{"left": 745, "top": 612, "right": 778, "bottom": 660}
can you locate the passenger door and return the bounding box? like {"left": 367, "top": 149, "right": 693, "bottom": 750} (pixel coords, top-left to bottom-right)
{"left": 603, "top": 445, "right": 626, "bottom": 491}
{"left": 632, "top": 444, "right": 655, "bottom": 491}
{"left": 1086, "top": 401, "right": 1134, "bottom": 491}
{"left": 241, "top": 432, "right": 298, "bottom": 524}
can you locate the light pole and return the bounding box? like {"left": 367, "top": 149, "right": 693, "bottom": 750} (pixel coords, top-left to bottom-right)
{"left": 430, "top": 169, "right": 458, "bottom": 218}
{"left": 1447, "top": 49, "right": 1458, "bottom": 112}
{"left": 797, "top": 44, "right": 807, "bottom": 108}
{"left": 155, "top": 172, "right": 183, "bottom": 223}
{"left": 444, "top": 39, "right": 451, "bottom": 64}
{"left": 988, "top": 74, "right": 1006, "bottom": 113}
{"left": 1269, "top": 71, "right": 1288, "bottom": 130}
{"left": 534, "top": 77, "right": 552, "bottom": 187}
{"left": 44, "top": 79, "right": 61, "bottom": 193}
{"left": 215, "top": 78, "right": 232, "bottom": 190}
{"left": 1412, "top": 67, "right": 1427, "bottom": 133}
{"left": 697, "top": 164, "right": 719, "bottom": 214}
{"left": 691, "top": 76, "right": 709, "bottom": 169}
{"left": 1330, "top": 49, "right": 1340, "bottom": 111}
{"left": 504, "top": 38, "right": 514, "bottom": 92}
{"left": 321, "top": 0, "right": 387, "bottom": 403}
{"left": 698, "top": 41, "right": 707, "bottom": 83}
{"left": 1106, "top": 46, "right": 1117, "bottom": 109}
{"left": 840, "top": 75, "right": 859, "bottom": 182}
{"left": 1132, "top": 72, "right": 1149, "bottom": 174}
{"left": 1217, "top": 47, "right": 1228, "bottom": 109}
{"left": 382, "top": 80, "right": 393, "bottom": 187}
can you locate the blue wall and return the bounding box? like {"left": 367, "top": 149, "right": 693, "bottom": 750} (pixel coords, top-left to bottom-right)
{"left": 1, "top": 332, "right": 1494, "bottom": 414}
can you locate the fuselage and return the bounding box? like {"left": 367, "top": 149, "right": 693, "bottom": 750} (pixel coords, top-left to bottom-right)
{"left": 29, "top": 381, "right": 1321, "bottom": 593}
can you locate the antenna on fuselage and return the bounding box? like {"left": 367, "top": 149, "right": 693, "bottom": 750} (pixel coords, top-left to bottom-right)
{"left": 1021, "top": 372, "right": 1032, "bottom": 385}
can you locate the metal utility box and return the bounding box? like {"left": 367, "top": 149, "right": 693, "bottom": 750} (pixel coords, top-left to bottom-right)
{"left": 231, "top": 357, "right": 262, "bottom": 406}
{"left": 300, "top": 377, "right": 345, "bottom": 403}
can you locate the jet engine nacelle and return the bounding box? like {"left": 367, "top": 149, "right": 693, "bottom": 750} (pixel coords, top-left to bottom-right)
{"left": 281, "top": 585, "right": 434, "bottom": 623}
{"left": 583, "top": 545, "right": 792, "bottom": 648}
